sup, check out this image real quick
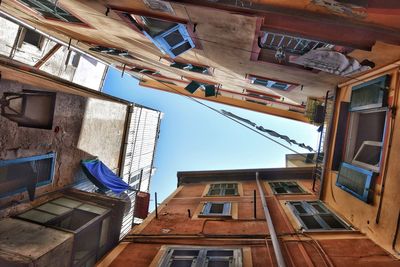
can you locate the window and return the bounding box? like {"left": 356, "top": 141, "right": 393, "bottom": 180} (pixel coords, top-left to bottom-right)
{"left": 269, "top": 181, "right": 306, "bottom": 194}
{"left": 0, "top": 152, "right": 56, "bottom": 200}
{"left": 247, "top": 74, "right": 298, "bottom": 91}
{"left": 89, "top": 46, "right": 133, "bottom": 58}
{"left": 19, "top": 28, "right": 44, "bottom": 49}
{"left": 185, "top": 81, "right": 216, "bottom": 97}
{"left": 125, "top": 15, "right": 195, "bottom": 58}
{"left": 158, "top": 247, "right": 242, "bottom": 267}
{"left": 199, "top": 202, "right": 232, "bottom": 217}
{"left": 349, "top": 75, "right": 389, "bottom": 111}
{"left": 287, "top": 201, "right": 349, "bottom": 230}
{"left": 259, "top": 31, "right": 333, "bottom": 56}
{"left": 130, "top": 66, "right": 158, "bottom": 75}
{"left": 336, "top": 162, "right": 375, "bottom": 203}
{"left": 17, "top": 196, "right": 111, "bottom": 266}
{"left": 170, "top": 61, "right": 211, "bottom": 75}
{"left": 207, "top": 183, "right": 238, "bottom": 196}
{"left": 17, "top": 0, "right": 84, "bottom": 24}
{"left": 343, "top": 76, "right": 390, "bottom": 173}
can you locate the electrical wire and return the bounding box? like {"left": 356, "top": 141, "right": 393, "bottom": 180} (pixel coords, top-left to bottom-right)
{"left": 138, "top": 70, "right": 318, "bottom": 158}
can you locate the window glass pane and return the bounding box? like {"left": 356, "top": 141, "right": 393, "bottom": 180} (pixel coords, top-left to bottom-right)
{"left": 287, "top": 185, "right": 303, "bottom": 193}
{"left": 224, "top": 188, "right": 236, "bottom": 195}
{"left": 78, "top": 203, "right": 108, "bottom": 215}
{"left": 299, "top": 215, "right": 323, "bottom": 229}
{"left": 170, "top": 260, "right": 194, "bottom": 267}
{"left": 206, "top": 250, "right": 233, "bottom": 257}
{"left": 171, "top": 42, "right": 192, "bottom": 57}
{"left": 293, "top": 204, "right": 307, "bottom": 214}
{"left": 320, "top": 215, "right": 346, "bottom": 229}
{"left": 208, "top": 189, "right": 220, "bottom": 196}
{"left": 209, "top": 203, "right": 224, "bottom": 214}
{"left": 172, "top": 250, "right": 200, "bottom": 257}
{"left": 47, "top": 209, "right": 98, "bottom": 231}
{"left": 51, "top": 197, "right": 82, "bottom": 208}
{"left": 275, "top": 187, "right": 287, "bottom": 194}
{"left": 310, "top": 203, "right": 326, "bottom": 213}
{"left": 0, "top": 156, "right": 54, "bottom": 197}
{"left": 23, "top": 29, "right": 42, "bottom": 47}
{"left": 18, "top": 209, "right": 56, "bottom": 223}
{"left": 164, "top": 30, "right": 184, "bottom": 47}
{"left": 36, "top": 202, "right": 72, "bottom": 215}
{"left": 141, "top": 17, "right": 177, "bottom": 36}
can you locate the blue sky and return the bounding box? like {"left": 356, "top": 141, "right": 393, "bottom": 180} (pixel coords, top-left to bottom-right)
{"left": 102, "top": 68, "right": 319, "bottom": 203}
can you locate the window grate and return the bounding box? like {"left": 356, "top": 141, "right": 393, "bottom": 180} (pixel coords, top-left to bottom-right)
{"left": 260, "top": 31, "right": 333, "bottom": 55}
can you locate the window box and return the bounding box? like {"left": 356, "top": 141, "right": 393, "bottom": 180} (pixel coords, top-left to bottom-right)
{"left": 287, "top": 201, "right": 350, "bottom": 231}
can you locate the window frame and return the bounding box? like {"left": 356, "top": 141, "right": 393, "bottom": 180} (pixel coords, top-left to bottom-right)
{"left": 268, "top": 181, "right": 308, "bottom": 195}
{"left": 336, "top": 162, "right": 375, "bottom": 203}
{"left": 109, "top": 6, "right": 197, "bottom": 58}
{"left": 157, "top": 246, "right": 243, "bottom": 267}
{"left": 168, "top": 59, "right": 213, "bottom": 76}
{"left": 0, "top": 152, "right": 56, "bottom": 199}
{"left": 349, "top": 75, "right": 389, "bottom": 112}
{"left": 198, "top": 202, "right": 232, "bottom": 218}
{"left": 287, "top": 200, "right": 351, "bottom": 231}
{"left": 206, "top": 183, "right": 239, "bottom": 197}
{"left": 14, "top": 0, "right": 90, "bottom": 27}
{"left": 246, "top": 74, "right": 299, "bottom": 92}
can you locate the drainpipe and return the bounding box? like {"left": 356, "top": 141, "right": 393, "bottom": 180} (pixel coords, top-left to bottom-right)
{"left": 256, "top": 172, "right": 287, "bottom": 267}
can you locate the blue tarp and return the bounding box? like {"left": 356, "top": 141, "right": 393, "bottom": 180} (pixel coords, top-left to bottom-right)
{"left": 81, "top": 158, "right": 131, "bottom": 194}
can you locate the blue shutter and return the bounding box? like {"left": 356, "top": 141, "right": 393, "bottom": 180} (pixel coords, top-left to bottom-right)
{"left": 336, "top": 162, "right": 375, "bottom": 203}
{"left": 148, "top": 24, "right": 195, "bottom": 58}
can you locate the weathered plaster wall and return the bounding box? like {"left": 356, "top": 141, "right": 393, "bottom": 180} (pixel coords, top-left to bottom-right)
{"left": 322, "top": 64, "right": 400, "bottom": 255}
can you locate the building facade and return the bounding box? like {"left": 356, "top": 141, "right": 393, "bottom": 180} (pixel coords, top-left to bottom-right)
{"left": 0, "top": 14, "right": 162, "bottom": 266}
{"left": 98, "top": 167, "right": 399, "bottom": 266}
{"left": 2, "top": 1, "right": 400, "bottom": 123}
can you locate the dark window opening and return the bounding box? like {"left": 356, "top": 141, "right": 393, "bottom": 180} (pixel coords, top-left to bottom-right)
{"left": 17, "top": 0, "right": 84, "bottom": 24}
{"left": 207, "top": 183, "right": 238, "bottom": 196}
{"left": 288, "top": 201, "right": 349, "bottom": 230}
{"left": 0, "top": 153, "right": 56, "bottom": 200}
{"left": 269, "top": 181, "right": 306, "bottom": 194}
{"left": 170, "top": 62, "right": 210, "bottom": 75}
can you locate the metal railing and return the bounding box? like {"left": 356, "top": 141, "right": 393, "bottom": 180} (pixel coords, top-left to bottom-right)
{"left": 312, "top": 90, "right": 335, "bottom": 193}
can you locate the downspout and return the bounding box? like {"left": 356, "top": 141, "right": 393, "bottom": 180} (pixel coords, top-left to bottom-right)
{"left": 256, "top": 172, "right": 287, "bottom": 267}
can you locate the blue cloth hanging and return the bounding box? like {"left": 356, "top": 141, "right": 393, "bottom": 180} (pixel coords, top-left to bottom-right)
{"left": 81, "top": 158, "right": 131, "bottom": 194}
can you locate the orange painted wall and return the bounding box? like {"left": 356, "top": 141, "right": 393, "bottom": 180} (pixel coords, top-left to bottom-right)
{"left": 99, "top": 176, "right": 399, "bottom": 266}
